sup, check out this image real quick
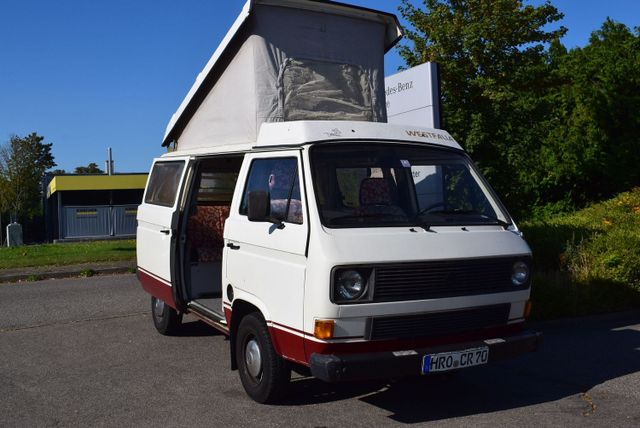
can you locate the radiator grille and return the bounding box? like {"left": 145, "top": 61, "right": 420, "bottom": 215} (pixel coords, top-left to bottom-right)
{"left": 368, "top": 304, "right": 510, "bottom": 341}
{"left": 373, "top": 257, "right": 529, "bottom": 302}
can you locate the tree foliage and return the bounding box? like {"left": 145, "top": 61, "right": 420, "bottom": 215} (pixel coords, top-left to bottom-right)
{"left": 398, "top": 0, "right": 640, "bottom": 218}
{"left": 74, "top": 162, "right": 104, "bottom": 174}
{"left": 537, "top": 20, "right": 640, "bottom": 211}
{"left": 0, "top": 133, "right": 56, "bottom": 222}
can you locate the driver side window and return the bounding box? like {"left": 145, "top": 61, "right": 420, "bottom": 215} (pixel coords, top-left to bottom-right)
{"left": 239, "top": 158, "right": 303, "bottom": 224}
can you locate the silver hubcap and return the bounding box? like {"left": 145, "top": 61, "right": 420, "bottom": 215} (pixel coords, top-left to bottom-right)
{"left": 153, "top": 298, "right": 165, "bottom": 318}
{"left": 245, "top": 338, "right": 262, "bottom": 379}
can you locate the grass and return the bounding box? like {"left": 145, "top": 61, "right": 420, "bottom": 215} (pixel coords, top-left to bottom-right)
{"left": 0, "top": 240, "right": 136, "bottom": 270}
{"left": 521, "top": 188, "right": 640, "bottom": 320}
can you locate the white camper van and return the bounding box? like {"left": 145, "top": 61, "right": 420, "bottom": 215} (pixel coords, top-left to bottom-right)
{"left": 137, "top": 0, "right": 542, "bottom": 403}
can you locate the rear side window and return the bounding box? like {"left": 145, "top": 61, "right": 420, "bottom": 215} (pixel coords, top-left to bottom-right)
{"left": 144, "top": 161, "right": 185, "bottom": 207}
{"left": 239, "top": 158, "right": 303, "bottom": 224}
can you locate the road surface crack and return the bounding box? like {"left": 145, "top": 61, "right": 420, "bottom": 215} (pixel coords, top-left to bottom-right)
{"left": 581, "top": 392, "right": 597, "bottom": 416}
{"left": 0, "top": 312, "right": 147, "bottom": 333}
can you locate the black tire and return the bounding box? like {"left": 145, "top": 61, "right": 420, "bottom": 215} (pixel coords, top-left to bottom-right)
{"left": 151, "top": 296, "right": 182, "bottom": 335}
{"left": 235, "top": 312, "right": 291, "bottom": 403}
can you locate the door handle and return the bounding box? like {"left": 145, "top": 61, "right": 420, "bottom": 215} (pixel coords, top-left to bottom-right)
{"left": 160, "top": 229, "right": 170, "bottom": 235}
{"left": 226, "top": 242, "right": 240, "bottom": 250}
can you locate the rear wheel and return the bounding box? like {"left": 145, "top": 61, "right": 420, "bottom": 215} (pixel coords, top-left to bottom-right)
{"left": 151, "top": 296, "right": 182, "bottom": 335}
{"left": 236, "top": 312, "right": 290, "bottom": 403}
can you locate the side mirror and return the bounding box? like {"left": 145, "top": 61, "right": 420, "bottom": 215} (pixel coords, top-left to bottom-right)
{"left": 247, "top": 190, "right": 285, "bottom": 228}
{"left": 248, "top": 191, "right": 270, "bottom": 222}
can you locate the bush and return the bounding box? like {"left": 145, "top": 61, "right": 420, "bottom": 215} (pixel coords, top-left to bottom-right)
{"left": 521, "top": 188, "right": 640, "bottom": 319}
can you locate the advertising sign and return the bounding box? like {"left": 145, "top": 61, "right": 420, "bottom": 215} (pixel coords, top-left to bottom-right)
{"left": 385, "top": 62, "right": 441, "bottom": 128}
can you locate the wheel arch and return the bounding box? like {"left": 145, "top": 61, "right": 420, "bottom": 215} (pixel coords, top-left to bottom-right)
{"left": 230, "top": 298, "right": 269, "bottom": 370}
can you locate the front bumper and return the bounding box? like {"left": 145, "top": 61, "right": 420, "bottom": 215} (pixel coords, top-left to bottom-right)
{"left": 309, "top": 330, "right": 543, "bottom": 383}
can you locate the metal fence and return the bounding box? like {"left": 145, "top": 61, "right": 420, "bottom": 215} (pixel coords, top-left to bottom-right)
{"left": 62, "top": 205, "right": 138, "bottom": 239}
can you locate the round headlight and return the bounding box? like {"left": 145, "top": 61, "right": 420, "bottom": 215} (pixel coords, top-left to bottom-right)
{"left": 336, "top": 270, "right": 366, "bottom": 300}
{"left": 511, "top": 261, "right": 530, "bottom": 286}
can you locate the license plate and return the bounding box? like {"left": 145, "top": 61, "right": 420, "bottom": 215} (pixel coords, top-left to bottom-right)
{"left": 422, "top": 346, "right": 489, "bottom": 374}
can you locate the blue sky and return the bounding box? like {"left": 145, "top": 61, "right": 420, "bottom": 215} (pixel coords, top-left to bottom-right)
{"left": 1, "top": 0, "right": 638, "bottom": 173}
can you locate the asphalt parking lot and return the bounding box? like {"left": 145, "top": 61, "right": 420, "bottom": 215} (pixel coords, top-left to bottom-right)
{"left": 1, "top": 275, "right": 639, "bottom": 427}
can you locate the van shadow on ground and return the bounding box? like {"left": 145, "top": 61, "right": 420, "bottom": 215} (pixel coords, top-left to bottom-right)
{"left": 280, "top": 312, "right": 640, "bottom": 423}
{"left": 173, "top": 319, "right": 226, "bottom": 338}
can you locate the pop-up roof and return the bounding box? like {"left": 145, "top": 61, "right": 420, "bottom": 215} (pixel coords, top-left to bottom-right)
{"left": 163, "top": 0, "right": 402, "bottom": 151}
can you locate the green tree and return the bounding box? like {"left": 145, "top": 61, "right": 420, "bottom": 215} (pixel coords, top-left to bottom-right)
{"left": 74, "top": 162, "right": 104, "bottom": 174}
{"left": 0, "top": 133, "right": 56, "bottom": 222}
{"left": 537, "top": 19, "right": 640, "bottom": 209}
{"left": 398, "top": 0, "right": 566, "bottom": 216}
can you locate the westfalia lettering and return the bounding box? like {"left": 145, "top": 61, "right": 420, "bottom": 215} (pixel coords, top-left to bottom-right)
{"left": 385, "top": 80, "right": 414, "bottom": 96}
{"left": 405, "top": 130, "right": 455, "bottom": 142}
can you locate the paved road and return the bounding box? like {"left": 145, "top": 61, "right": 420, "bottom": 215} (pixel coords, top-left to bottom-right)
{"left": 1, "top": 275, "right": 639, "bottom": 427}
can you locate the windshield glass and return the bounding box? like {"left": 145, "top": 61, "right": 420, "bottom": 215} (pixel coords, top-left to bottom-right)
{"left": 310, "top": 143, "right": 510, "bottom": 228}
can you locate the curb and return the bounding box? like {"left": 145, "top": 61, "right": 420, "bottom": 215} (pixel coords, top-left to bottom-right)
{"left": 0, "top": 263, "right": 136, "bottom": 284}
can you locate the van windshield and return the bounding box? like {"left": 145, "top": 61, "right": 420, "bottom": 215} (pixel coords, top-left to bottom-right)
{"left": 310, "top": 143, "right": 510, "bottom": 228}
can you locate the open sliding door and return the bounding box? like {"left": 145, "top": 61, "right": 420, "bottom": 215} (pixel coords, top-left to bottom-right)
{"left": 137, "top": 156, "right": 191, "bottom": 308}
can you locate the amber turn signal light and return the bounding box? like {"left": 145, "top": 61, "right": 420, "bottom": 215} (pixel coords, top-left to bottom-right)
{"left": 314, "top": 319, "right": 335, "bottom": 340}
{"left": 524, "top": 300, "right": 533, "bottom": 319}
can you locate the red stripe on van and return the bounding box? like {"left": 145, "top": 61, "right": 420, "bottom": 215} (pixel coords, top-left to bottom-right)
{"left": 224, "top": 313, "right": 523, "bottom": 366}
{"left": 224, "top": 307, "right": 232, "bottom": 326}
{"left": 137, "top": 268, "right": 176, "bottom": 309}
{"left": 303, "top": 322, "right": 524, "bottom": 360}
{"left": 267, "top": 322, "right": 522, "bottom": 366}
{"left": 268, "top": 325, "right": 307, "bottom": 365}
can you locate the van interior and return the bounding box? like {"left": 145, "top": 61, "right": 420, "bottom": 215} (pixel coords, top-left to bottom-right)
{"left": 180, "top": 156, "right": 243, "bottom": 320}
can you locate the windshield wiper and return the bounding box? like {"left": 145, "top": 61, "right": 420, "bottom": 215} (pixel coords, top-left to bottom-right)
{"left": 327, "top": 213, "right": 405, "bottom": 225}
{"left": 410, "top": 215, "right": 433, "bottom": 231}
{"left": 419, "top": 209, "right": 512, "bottom": 229}
{"left": 415, "top": 222, "right": 433, "bottom": 232}
{"left": 427, "top": 209, "right": 480, "bottom": 215}
{"left": 486, "top": 216, "right": 511, "bottom": 229}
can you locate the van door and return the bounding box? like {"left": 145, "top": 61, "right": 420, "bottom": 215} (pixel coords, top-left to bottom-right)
{"left": 224, "top": 152, "right": 308, "bottom": 363}
{"left": 137, "top": 157, "right": 191, "bottom": 309}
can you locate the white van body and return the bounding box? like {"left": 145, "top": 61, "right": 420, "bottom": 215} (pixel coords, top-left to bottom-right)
{"left": 137, "top": 120, "right": 541, "bottom": 402}
{"left": 137, "top": 0, "right": 541, "bottom": 403}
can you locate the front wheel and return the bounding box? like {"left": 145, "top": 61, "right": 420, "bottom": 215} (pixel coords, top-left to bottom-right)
{"left": 236, "top": 313, "right": 291, "bottom": 403}
{"left": 151, "top": 296, "right": 182, "bottom": 335}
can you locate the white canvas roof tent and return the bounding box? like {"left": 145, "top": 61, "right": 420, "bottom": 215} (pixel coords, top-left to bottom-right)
{"left": 163, "top": 0, "right": 403, "bottom": 151}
